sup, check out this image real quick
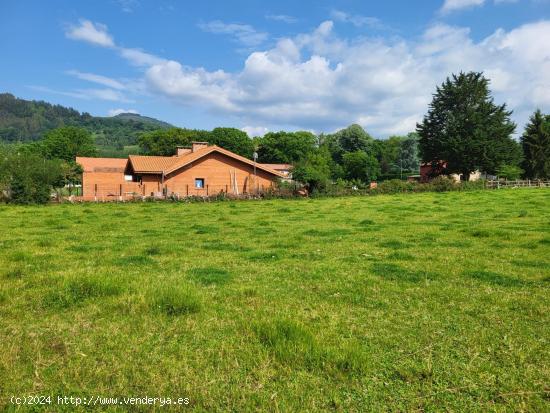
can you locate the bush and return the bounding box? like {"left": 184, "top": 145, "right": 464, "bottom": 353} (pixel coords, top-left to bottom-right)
{"left": 459, "top": 179, "right": 486, "bottom": 191}
{"left": 372, "top": 179, "right": 416, "bottom": 194}
{"left": 428, "top": 176, "right": 456, "bottom": 192}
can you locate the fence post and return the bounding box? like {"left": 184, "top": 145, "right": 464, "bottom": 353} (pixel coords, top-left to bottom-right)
{"left": 207, "top": 184, "right": 209, "bottom": 196}
{"left": 186, "top": 184, "right": 189, "bottom": 197}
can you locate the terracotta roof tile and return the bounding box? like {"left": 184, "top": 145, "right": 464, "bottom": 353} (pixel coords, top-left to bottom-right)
{"left": 128, "top": 155, "right": 179, "bottom": 173}
{"left": 76, "top": 157, "right": 128, "bottom": 172}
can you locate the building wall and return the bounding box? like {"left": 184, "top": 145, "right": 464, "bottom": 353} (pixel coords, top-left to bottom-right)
{"left": 82, "top": 171, "right": 126, "bottom": 197}
{"left": 165, "top": 152, "right": 276, "bottom": 196}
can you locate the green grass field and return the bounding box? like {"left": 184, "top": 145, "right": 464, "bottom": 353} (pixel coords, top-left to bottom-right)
{"left": 1, "top": 190, "right": 549, "bottom": 411}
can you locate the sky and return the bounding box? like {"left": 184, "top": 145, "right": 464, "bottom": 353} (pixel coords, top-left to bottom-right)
{"left": 1, "top": 0, "right": 549, "bottom": 137}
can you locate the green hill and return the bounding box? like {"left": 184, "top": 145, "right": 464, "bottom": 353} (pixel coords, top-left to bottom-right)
{"left": 0, "top": 93, "right": 173, "bottom": 154}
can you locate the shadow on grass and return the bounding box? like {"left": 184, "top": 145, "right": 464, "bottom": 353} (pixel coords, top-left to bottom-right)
{"left": 463, "top": 270, "right": 527, "bottom": 287}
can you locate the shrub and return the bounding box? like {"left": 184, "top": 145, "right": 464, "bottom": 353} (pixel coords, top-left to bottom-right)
{"left": 148, "top": 284, "right": 201, "bottom": 316}
{"left": 459, "top": 179, "right": 486, "bottom": 191}
{"left": 372, "top": 179, "right": 416, "bottom": 194}
{"left": 429, "top": 176, "right": 456, "bottom": 192}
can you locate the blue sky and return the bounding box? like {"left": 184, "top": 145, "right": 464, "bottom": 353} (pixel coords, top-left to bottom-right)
{"left": 1, "top": 0, "right": 549, "bottom": 137}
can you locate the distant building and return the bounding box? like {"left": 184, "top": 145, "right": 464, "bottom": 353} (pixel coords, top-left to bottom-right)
{"left": 76, "top": 142, "right": 285, "bottom": 200}
{"left": 420, "top": 161, "right": 495, "bottom": 182}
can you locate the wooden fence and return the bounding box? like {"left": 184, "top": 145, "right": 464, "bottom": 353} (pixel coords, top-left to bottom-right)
{"left": 485, "top": 180, "right": 550, "bottom": 189}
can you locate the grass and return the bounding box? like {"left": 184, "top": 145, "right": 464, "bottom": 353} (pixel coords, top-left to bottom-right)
{"left": 0, "top": 189, "right": 549, "bottom": 411}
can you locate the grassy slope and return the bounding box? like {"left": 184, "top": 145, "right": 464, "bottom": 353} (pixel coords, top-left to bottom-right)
{"left": 0, "top": 190, "right": 548, "bottom": 411}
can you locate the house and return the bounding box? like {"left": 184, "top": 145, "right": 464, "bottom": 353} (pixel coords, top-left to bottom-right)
{"left": 256, "top": 163, "right": 293, "bottom": 179}
{"left": 76, "top": 142, "right": 286, "bottom": 200}
{"left": 419, "top": 161, "right": 494, "bottom": 182}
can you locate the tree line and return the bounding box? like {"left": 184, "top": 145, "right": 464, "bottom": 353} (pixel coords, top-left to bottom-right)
{"left": 1, "top": 71, "right": 549, "bottom": 203}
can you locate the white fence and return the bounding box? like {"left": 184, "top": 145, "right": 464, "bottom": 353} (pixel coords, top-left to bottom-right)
{"left": 486, "top": 180, "right": 550, "bottom": 189}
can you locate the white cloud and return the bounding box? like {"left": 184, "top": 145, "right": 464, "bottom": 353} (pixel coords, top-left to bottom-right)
{"left": 440, "top": 0, "right": 522, "bottom": 13}
{"left": 65, "top": 19, "right": 115, "bottom": 47}
{"left": 265, "top": 14, "right": 298, "bottom": 24}
{"left": 330, "top": 10, "right": 387, "bottom": 30}
{"left": 66, "top": 18, "right": 165, "bottom": 67}
{"left": 66, "top": 70, "right": 125, "bottom": 89}
{"left": 28, "top": 85, "right": 131, "bottom": 102}
{"left": 198, "top": 20, "right": 268, "bottom": 47}
{"left": 118, "top": 47, "right": 166, "bottom": 66}
{"left": 116, "top": 0, "right": 139, "bottom": 13}
{"left": 441, "top": 0, "right": 486, "bottom": 13}
{"left": 77, "top": 88, "right": 132, "bottom": 102}
{"left": 108, "top": 108, "right": 138, "bottom": 116}
{"left": 242, "top": 126, "right": 269, "bottom": 137}
{"left": 67, "top": 17, "right": 550, "bottom": 136}
{"left": 143, "top": 19, "right": 550, "bottom": 136}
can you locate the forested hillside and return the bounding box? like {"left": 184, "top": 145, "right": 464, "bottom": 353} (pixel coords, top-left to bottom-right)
{"left": 0, "top": 93, "right": 172, "bottom": 152}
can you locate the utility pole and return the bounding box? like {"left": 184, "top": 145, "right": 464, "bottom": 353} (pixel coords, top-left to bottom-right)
{"left": 253, "top": 151, "right": 258, "bottom": 193}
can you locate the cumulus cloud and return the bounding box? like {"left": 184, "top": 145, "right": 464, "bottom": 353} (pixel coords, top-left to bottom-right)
{"left": 108, "top": 108, "right": 138, "bottom": 116}
{"left": 242, "top": 126, "right": 269, "bottom": 137}
{"left": 67, "top": 16, "right": 550, "bottom": 136}
{"left": 143, "top": 19, "right": 550, "bottom": 136}
{"left": 65, "top": 19, "right": 115, "bottom": 47}
{"left": 198, "top": 20, "right": 268, "bottom": 47}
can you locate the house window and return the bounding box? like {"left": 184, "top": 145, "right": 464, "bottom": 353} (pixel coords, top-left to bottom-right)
{"left": 195, "top": 178, "right": 205, "bottom": 189}
{"left": 124, "top": 175, "right": 133, "bottom": 182}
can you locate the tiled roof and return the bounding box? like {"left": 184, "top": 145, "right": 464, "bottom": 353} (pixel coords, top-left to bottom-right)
{"left": 76, "top": 157, "right": 128, "bottom": 172}
{"left": 259, "top": 163, "right": 292, "bottom": 170}
{"left": 85, "top": 146, "right": 287, "bottom": 178}
{"left": 128, "top": 155, "right": 179, "bottom": 173}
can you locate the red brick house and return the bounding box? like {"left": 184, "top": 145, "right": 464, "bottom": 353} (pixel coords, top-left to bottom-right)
{"left": 76, "top": 142, "right": 286, "bottom": 200}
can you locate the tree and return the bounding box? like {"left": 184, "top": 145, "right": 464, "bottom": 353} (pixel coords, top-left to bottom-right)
{"left": 372, "top": 137, "right": 402, "bottom": 178}
{"left": 257, "top": 131, "right": 317, "bottom": 163}
{"left": 42, "top": 126, "right": 97, "bottom": 161}
{"left": 325, "top": 124, "right": 374, "bottom": 163}
{"left": 342, "top": 151, "right": 380, "bottom": 182}
{"left": 292, "top": 148, "right": 332, "bottom": 192}
{"left": 417, "top": 72, "right": 517, "bottom": 180}
{"left": 3, "top": 151, "right": 64, "bottom": 204}
{"left": 496, "top": 164, "right": 523, "bottom": 180}
{"left": 208, "top": 127, "right": 254, "bottom": 158}
{"left": 521, "top": 109, "right": 550, "bottom": 179}
{"left": 399, "top": 132, "right": 420, "bottom": 172}
{"left": 138, "top": 128, "right": 206, "bottom": 156}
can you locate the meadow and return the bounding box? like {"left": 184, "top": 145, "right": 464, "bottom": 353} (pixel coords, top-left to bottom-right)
{"left": 0, "top": 189, "right": 549, "bottom": 411}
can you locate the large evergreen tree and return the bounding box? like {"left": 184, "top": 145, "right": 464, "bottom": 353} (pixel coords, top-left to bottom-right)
{"left": 521, "top": 109, "right": 550, "bottom": 179}
{"left": 417, "top": 72, "right": 517, "bottom": 180}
